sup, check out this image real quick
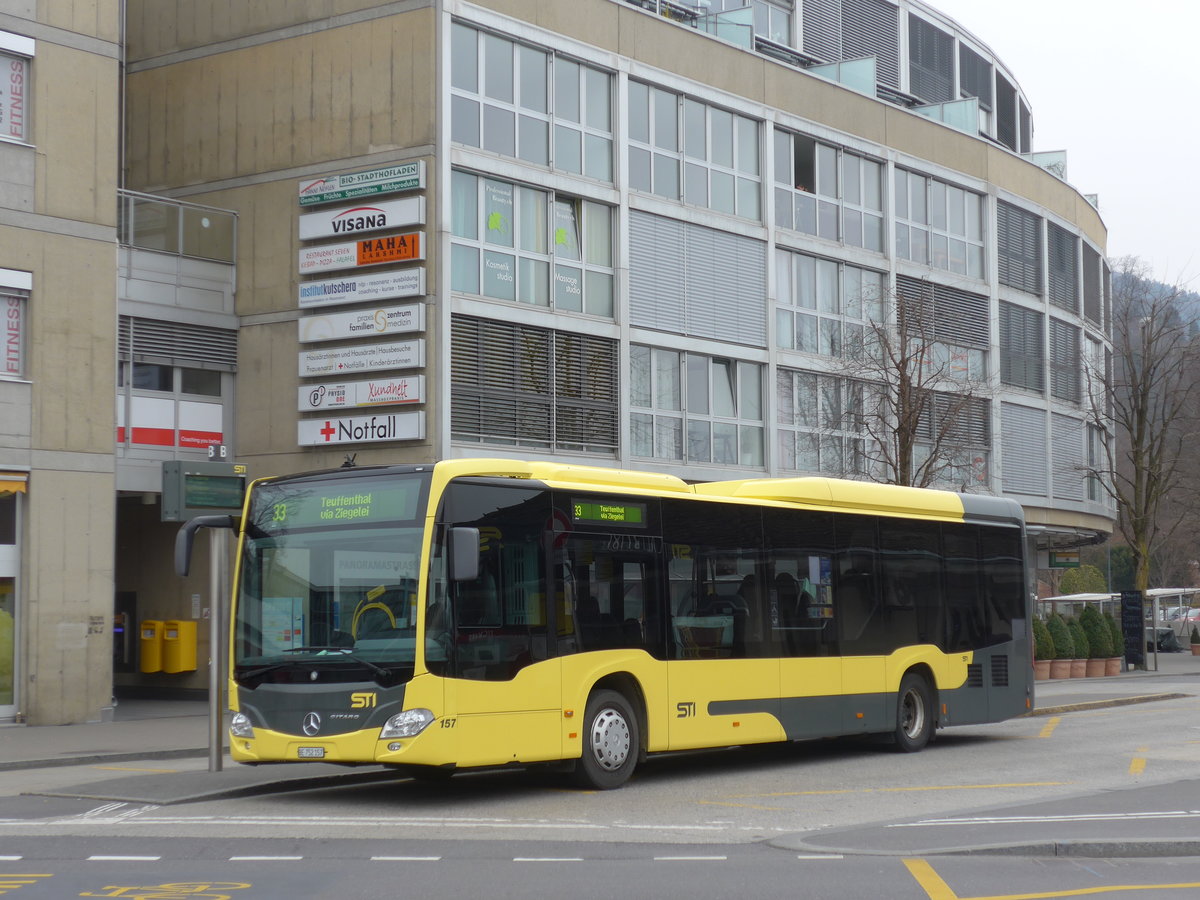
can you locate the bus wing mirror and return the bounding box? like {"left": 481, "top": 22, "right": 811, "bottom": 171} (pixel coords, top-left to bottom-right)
{"left": 450, "top": 526, "right": 480, "bottom": 582}
{"left": 175, "top": 515, "right": 237, "bottom": 577}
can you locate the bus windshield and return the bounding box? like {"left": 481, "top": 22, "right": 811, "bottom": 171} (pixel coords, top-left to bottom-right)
{"left": 233, "top": 471, "right": 430, "bottom": 686}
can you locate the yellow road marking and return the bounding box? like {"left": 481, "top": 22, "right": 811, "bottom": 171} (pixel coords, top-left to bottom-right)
{"left": 904, "top": 857, "right": 1200, "bottom": 899}
{"left": 1038, "top": 716, "right": 1061, "bottom": 738}
{"left": 904, "top": 858, "right": 960, "bottom": 900}
{"left": 1129, "top": 747, "right": 1148, "bottom": 775}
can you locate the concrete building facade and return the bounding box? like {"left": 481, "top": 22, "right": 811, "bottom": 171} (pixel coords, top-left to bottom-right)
{"left": 0, "top": 0, "right": 1115, "bottom": 724}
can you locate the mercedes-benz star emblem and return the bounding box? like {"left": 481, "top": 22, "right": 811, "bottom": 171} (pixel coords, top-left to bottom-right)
{"left": 302, "top": 712, "right": 322, "bottom": 736}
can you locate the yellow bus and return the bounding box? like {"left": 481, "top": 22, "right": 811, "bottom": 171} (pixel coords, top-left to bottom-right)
{"left": 178, "top": 458, "right": 1032, "bottom": 789}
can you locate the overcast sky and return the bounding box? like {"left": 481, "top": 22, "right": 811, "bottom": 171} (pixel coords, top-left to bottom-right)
{"left": 929, "top": 0, "right": 1198, "bottom": 288}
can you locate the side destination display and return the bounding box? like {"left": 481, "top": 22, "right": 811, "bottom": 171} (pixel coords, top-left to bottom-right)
{"left": 253, "top": 478, "right": 424, "bottom": 532}
{"left": 298, "top": 268, "right": 425, "bottom": 309}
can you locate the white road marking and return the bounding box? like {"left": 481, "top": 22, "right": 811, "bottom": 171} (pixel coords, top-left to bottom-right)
{"left": 513, "top": 857, "right": 583, "bottom": 862}
{"left": 653, "top": 855, "right": 728, "bottom": 861}
{"left": 890, "top": 810, "right": 1199, "bottom": 827}
{"left": 229, "top": 856, "right": 304, "bottom": 861}
{"left": 371, "top": 856, "right": 441, "bottom": 861}
{"left": 87, "top": 855, "right": 161, "bottom": 861}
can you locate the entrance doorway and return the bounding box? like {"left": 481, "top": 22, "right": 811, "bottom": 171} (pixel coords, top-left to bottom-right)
{"left": 0, "top": 486, "right": 20, "bottom": 720}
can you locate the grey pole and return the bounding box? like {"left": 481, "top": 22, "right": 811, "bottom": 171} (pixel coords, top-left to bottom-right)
{"left": 208, "top": 527, "right": 228, "bottom": 772}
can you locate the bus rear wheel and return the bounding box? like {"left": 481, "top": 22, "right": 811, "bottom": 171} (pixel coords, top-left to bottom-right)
{"left": 572, "top": 689, "right": 639, "bottom": 790}
{"left": 893, "top": 672, "right": 934, "bottom": 753}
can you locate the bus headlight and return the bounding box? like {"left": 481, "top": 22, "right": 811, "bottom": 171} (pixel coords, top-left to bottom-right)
{"left": 380, "top": 708, "right": 435, "bottom": 739}
{"left": 229, "top": 712, "right": 255, "bottom": 739}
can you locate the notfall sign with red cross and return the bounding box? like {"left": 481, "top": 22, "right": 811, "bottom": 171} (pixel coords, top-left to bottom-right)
{"left": 297, "top": 412, "right": 425, "bottom": 446}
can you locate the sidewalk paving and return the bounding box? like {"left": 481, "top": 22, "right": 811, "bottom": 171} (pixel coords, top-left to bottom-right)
{"left": 1, "top": 652, "right": 1197, "bottom": 806}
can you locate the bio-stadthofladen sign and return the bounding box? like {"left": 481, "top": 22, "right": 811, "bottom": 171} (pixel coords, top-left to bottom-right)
{"left": 298, "top": 339, "right": 425, "bottom": 377}
{"left": 297, "top": 412, "right": 425, "bottom": 446}
{"left": 298, "top": 196, "right": 425, "bottom": 241}
{"left": 298, "top": 161, "right": 426, "bottom": 207}
{"left": 299, "top": 375, "right": 426, "bottom": 411}
{"left": 298, "top": 232, "right": 424, "bottom": 275}
{"left": 298, "top": 268, "right": 426, "bottom": 309}
{"left": 298, "top": 303, "right": 424, "bottom": 344}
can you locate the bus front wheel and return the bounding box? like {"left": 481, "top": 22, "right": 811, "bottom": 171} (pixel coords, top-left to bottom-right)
{"left": 893, "top": 672, "right": 934, "bottom": 752}
{"left": 572, "top": 689, "right": 639, "bottom": 789}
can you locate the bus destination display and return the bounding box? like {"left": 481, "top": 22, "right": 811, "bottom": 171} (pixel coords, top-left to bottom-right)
{"left": 571, "top": 499, "right": 646, "bottom": 526}
{"left": 256, "top": 477, "right": 422, "bottom": 532}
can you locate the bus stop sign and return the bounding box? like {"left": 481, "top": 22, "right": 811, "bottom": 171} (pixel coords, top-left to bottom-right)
{"left": 161, "top": 460, "right": 247, "bottom": 522}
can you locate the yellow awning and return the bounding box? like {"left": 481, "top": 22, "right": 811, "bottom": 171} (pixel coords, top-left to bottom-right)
{"left": 0, "top": 477, "right": 27, "bottom": 493}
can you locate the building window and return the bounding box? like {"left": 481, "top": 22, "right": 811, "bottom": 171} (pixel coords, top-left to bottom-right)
{"left": 775, "top": 250, "right": 885, "bottom": 358}
{"left": 629, "top": 82, "right": 761, "bottom": 220}
{"left": 451, "top": 171, "right": 614, "bottom": 316}
{"left": 2, "top": 292, "right": 26, "bottom": 377}
{"left": 908, "top": 15, "right": 954, "bottom": 103}
{"left": 999, "top": 301, "right": 1044, "bottom": 392}
{"left": 631, "top": 347, "right": 763, "bottom": 466}
{"left": 1049, "top": 319, "right": 1081, "bottom": 403}
{"left": 1047, "top": 223, "right": 1080, "bottom": 313}
{"left": 1086, "top": 424, "right": 1105, "bottom": 503}
{"left": 894, "top": 170, "right": 984, "bottom": 278}
{"left": 997, "top": 201, "right": 1042, "bottom": 295}
{"left": 451, "top": 315, "right": 618, "bottom": 454}
{"left": 915, "top": 393, "right": 991, "bottom": 490}
{"left": 117, "top": 363, "right": 227, "bottom": 449}
{"left": 451, "top": 22, "right": 613, "bottom": 180}
{"left": 1082, "top": 244, "right": 1102, "bottom": 327}
{"left": 553, "top": 56, "right": 614, "bottom": 181}
{"left": 776, "top": 368, "right": 863, "bottom": 476}
{"left": 774, "top": 130, "right": 882, "bottom": 250}
{"left": 0, "top": 47, "right": 29, "bottom": 143}
{"left": 772, "top": 130, "right": 826, "bottom": 242}
{"left": 894, "top": 276, "right": 990, "bottom": 380}
{"left": 117, "top": 317, "right": 235, "bottom": 451}
{"left": 752, "top": 0, "right": 792, "bottom": 44}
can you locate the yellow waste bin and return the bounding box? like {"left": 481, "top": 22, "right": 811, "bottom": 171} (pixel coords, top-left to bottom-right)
{"left": 139, "top": 620, "right": 164, "bottom": 673}
{"left": 162, "top": 619, "right": 198, "bottom": 673}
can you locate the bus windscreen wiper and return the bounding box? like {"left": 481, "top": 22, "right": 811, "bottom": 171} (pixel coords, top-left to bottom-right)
{"left": 281, "top": 646, "right": 391, "bottom": 680}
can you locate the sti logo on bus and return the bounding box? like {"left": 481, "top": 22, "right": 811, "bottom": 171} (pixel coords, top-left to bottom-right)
{"left": 676, "top": 701, "right": 696, "bottom": 718}
{"left": 350, "top": 692, "right": 377, "bottom": 709}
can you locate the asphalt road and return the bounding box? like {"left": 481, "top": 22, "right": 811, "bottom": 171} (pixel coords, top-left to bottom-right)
{"left": 3, "top": 684, "right": 1200, "bottom": 897}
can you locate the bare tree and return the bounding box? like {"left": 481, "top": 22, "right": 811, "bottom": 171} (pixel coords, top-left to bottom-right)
{"left": 845, "top": 279, "right": 992, "bottom": 489}
{"left": 1085, "top": 257, "right": 1200, "bottom": 591}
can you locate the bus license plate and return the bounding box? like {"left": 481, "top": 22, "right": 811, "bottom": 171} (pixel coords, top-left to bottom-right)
{"left": 297, "top": 747, "right": 325, "bottom": 759}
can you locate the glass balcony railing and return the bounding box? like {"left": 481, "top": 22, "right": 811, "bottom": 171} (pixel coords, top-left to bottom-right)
{"left": 118, "top": 190, "right": 237, "bottom": 263}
